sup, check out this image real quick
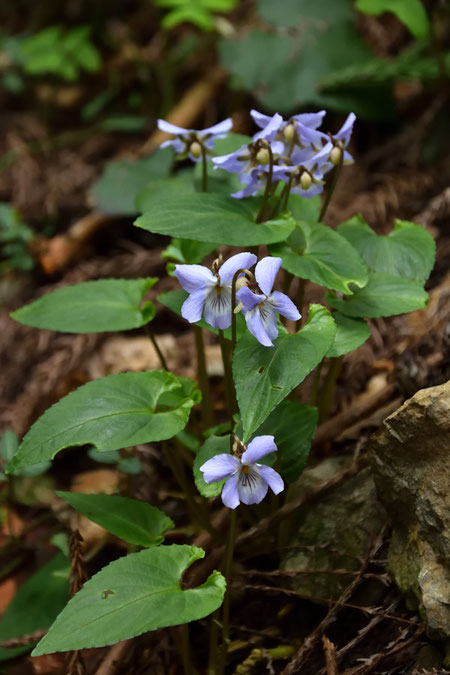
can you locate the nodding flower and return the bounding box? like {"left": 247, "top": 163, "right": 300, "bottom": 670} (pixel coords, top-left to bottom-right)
{"left": 157, "top": 118, "right": 233, "bottom": 162}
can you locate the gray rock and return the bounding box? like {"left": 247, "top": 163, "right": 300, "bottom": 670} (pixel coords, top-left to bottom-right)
{"left": 281, "top": 458, "right": 386, "bottom": 602}
{"left": 369, "top": 381, "right": 450, "bottom": 647}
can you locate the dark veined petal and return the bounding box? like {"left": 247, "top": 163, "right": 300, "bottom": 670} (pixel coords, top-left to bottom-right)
{"left": 245, "top": 307, "right": 273, "bottom": 347}
{"left": 236, "top": 286, "right": 263, "bottom": 312}
{"left": 204, "top": 286, "right": 233, "bottom": 330}
{"left": 259, "top": 302, "right": 279, "bottom": 343}
{"left": 237, "top": 465, "right": 268, "bottom": 505}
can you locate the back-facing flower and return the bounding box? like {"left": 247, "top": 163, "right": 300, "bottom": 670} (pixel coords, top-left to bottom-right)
{"left": 174, "top": 252, "right": 257, "bottom": 330}
{"left": 200, "top": 434, "right": 284, "bottom": 509}
{"left": 236, "top": 257, "right": 301, "bottom": 346}
{"left": 157, "top": 118, "right": 233, "bottom": 162}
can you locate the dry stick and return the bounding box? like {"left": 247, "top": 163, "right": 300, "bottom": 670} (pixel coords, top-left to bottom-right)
{"left": 96, "top": 639, "right": 135, "bottom": 675}
{"left": 280, "top": 527, "right": 386, "bottom": 675}
{"left": 66, "top": 530, "right": 87, "bottom": 675}
{"left": 36, "top": 67, "right": 228, "bottom": 274}
{"left": 322, "top": 635, "right": 339, "bottom": 675}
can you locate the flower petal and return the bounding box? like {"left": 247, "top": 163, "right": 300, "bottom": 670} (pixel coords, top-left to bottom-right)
{"left": 245, "top": 307, "right": 274, "bottom": 347}
{"left": 181, "top": 287, "right": 209, "bottom": 323}
{"left": 174, "top": 264, "right": 216, "bottom": 293}
{"left": 242, "top": 435, "right": 277, "bottom": 464}
{"left": 237, "top": 286, "right": 263, "bottom": 312}
{"left": 219, "top": 252, "right": 257, "bottom": 285}
{"left": 221, "top": 475, "right": 240, "bottom": 509}
{"left": 157, "top": 119, "right": 190, "bottom": 136}
{"left": 257, "top": 465, "right": 284, "bottom": 495}
{"left": 250, "top": 109, "right": 272, "bottom": 129}
{"left": 212, "top": 148, "right": 246, "bottom": 173}
{"left": 255, "top": 256, "right": 282, "bottom": 296}
{"left": 335, "top": 112, "right": 356, "bottom": 146}
{"left": 200, "top": 454, "right": 239, "bottom": 483}
{"left": 254, "top": 113, "right": 283, "bottom": 142}
{"left": 237, "top": 465, "right": 268, "bottom": 505}
{"left": 203, "top": 118, "right": 233, "bottom": 136}
{"left": 293, "top": 111, "right": 326, "bottom": 130}
{"left": 204, "top": 286, "right": 233, "bottom": 329}
{"left": 267, "top": 291, "right": 301, "bottom": 321}
{"left": 259, "top": 302, "right": 279, "bottom": 342}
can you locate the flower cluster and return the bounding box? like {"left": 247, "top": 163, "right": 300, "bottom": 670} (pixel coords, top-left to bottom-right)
{"left": 174, "top": 253, "right": 300, "bottom": 346}
{"left": 157, "top": 118, "right": 233, "bottom": 162}
{"left": 212, "top": 110, "right": 356, "bottom": 200}
{"left": 200, "top": 434, "right": 284, "bottom": 509}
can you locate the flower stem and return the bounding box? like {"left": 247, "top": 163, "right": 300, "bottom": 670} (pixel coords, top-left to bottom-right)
{"left": 194, "top": 325, "right": 214, "bottom": 428}
{"left": 256, "top": 143, "right": 274, "bottom": 223}
{"left": 218, "top": 509, "right": 238, "bottom": 675}
{"left": 319, "top": 149, "right": 344, "bottom": 222}
{"left": 144, "top": 325, "right": 168, "bottom": 371}
{"left": 318, "top": 356, "right": 343, "bottom": 422}
{"left": 201, "top": 146, "right": 208, "bottom": 192}
{"left": 179, "top": 624, "right": 193, "bottom": 675}
{"left": 218, "top": 329, "right": 236, "bottom": 428}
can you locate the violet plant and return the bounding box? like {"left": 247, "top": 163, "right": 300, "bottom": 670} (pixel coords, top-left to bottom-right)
{"left": 7, "top": 108, "right": 435, "bottom": 672}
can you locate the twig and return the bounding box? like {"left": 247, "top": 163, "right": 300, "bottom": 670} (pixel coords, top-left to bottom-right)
{"left": 66, "top": 530, "right": 87, "bottom": 675}
{"left": 96, "top": 638, "right": 136, "bottom": 675}
{"left": 0, "top": 629, "right": 47, "bottom": 648}
{"left": 322, "top": 635, "right": 339, "bottom": 675}
{"left": 281, "top": 527, "right": 386, "bottom": 674}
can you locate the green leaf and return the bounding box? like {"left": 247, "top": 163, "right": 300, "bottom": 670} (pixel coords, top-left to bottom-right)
{"left": 157, "top": 289, "right": 246, "bottom": 340}
{"left": 136, "top": 173, "right": 195, "bottom": 213}
{"left": 270, "top": 220, "right": 368, "bottom": 294}
{"left": 11, "top": 278, "right": 157, "bottom": 334}
{"left": 161, "top": 238, "right": 218, "bottom": 264}
{"left": 90, "top": 149, "right": 174, "bottom": 216}
{"left": 255, "top": 400, "right": 318, "bottom": 482}
{"left": 327, "top": 272, "right": 429, "bottom": 318}
{"left": 0, "top": 553, "right": 69, "bottom": 662}
{"left": 287, "top": 194, "right": 321, "bottom": 223}
{"left": 32, "top": 545, "right": 226, "bottom": 654}
{"left": 233, "top": 304, "right": 336, "bottom": 442}
{"left": 194, "top": 435, "right": 230, "bottom": 497}
{"left": 356, "top": 0, "right": 430, "bottom": 41}
{"left": 7, "top": 371, "right": 200, "bottom": 473}
{"left": 327, "top": 312, "right": 370, "bottom": 358}
{"left": 1, "top": 429, "right": 50, "bottom": 477}
{"left": 337, "top": 216, "right": 435, "bottom": 284}
{"left": 135, "top": 193, "right": 295, "bottom": 245}
{"left": 57, "top": 492, "right": 174, "bottom": 546}
{"left": 257, "top": 0, "right": 353, "bottom": 26}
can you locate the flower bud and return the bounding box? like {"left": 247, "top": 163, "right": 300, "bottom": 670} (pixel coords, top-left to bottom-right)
{"left": 330, "top": 145, "right": 342, "bottom": 166}
{"left": 300, "top": 171, "right": 312, "bottom": 190}
{"left": 283, "top": 122, "right": 295, "bottom": 143}
{"left": 235, "top": 276, "right": 249, "bottom": 291}
{"left": 256, "top": 148, "right": 270, "bottom": 165}
{"left": 189, "top": 141, "right": 202, "bottom": 158}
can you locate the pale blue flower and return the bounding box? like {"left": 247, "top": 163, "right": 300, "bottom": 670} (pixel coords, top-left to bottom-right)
{"left": 200, "top": 435, "right": 284, "bottom": 509}
{"left": 157, "top": 118, "right": 233, "bottom": 162}
{"left": 236, "top": 257, "right": 301, "bottom": 347}
{"left": 174, "top": 252, "right": 257, "bottom": 330}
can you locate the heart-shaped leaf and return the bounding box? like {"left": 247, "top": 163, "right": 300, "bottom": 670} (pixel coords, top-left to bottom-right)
{"left": 327, "top": 272, "right": 429, "bottom": 318}
{"left": 57, "top": 492, "right": 174, "bottom": 547}
{"left": 338, "top": 216, "right": 435, "bottom": 283}
{"left": 7, "top": 371, "right": 200, "bottom": 473}
{"left": 11, "top": 278, "right": 157, "bottom": 333}
{"left": 135, "top": 193, "right": 295, "bottom": 245}
{"left": 32, "top": 545, "right": 225, "bottom": 654}
{"left": 233, "top": 304, "right": 336, "bottom": 442}
{"left": 327, "top": 312, "right": 370, "bottom": 358}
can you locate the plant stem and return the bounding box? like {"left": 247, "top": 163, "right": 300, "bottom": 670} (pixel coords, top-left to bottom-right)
{"left": 194, "top": 326, "right": 214, "bottom": 428}
{"left": 144, "top": 325, "right": 169, "bottom": 371}
{"left": 201, "top": 147, "right": 208, "bottom": 192}
{"left": 207, "top": 611, "right": 221, "bottom": 675}
{"left": 218, "top": 329, "right": 236, "bottom": 428}
{"left": 256, "top": 143, "right": 274, "bottom": 223}
{"left": 180, "top": 624, "right": 193, "bottom": 675}
{"left": 218, "top": 509, "right": 238, "bottom": 675}
{"left": 319, "top": 149, "right": 344, "bottom": 222}
{"left": 318, "top": 356, "right": 343, "bottom": 422}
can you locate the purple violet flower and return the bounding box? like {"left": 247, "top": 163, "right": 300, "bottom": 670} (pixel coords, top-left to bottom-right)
{"left": 174, "top": 252, "right": 257, "bottom": 330}
{"left": 236, "top": 257, "right": 301, "bottom": 347}
{"left": 212, "top": 113, "right": 284, "bottom": 175}
{"left": 200, "top": 435, "right": 284, "bottom": 509}
{"left": 157, "top": 118, "right": 233, "bottom": 162}
{"left": 272, "top": 145, "right": 332, "bottom": 199}
{"left": 294, "top": 112, "right": 356, "bottom": 165}
{"left": 231, "top": 168, "right": 269, "bottom": 199}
